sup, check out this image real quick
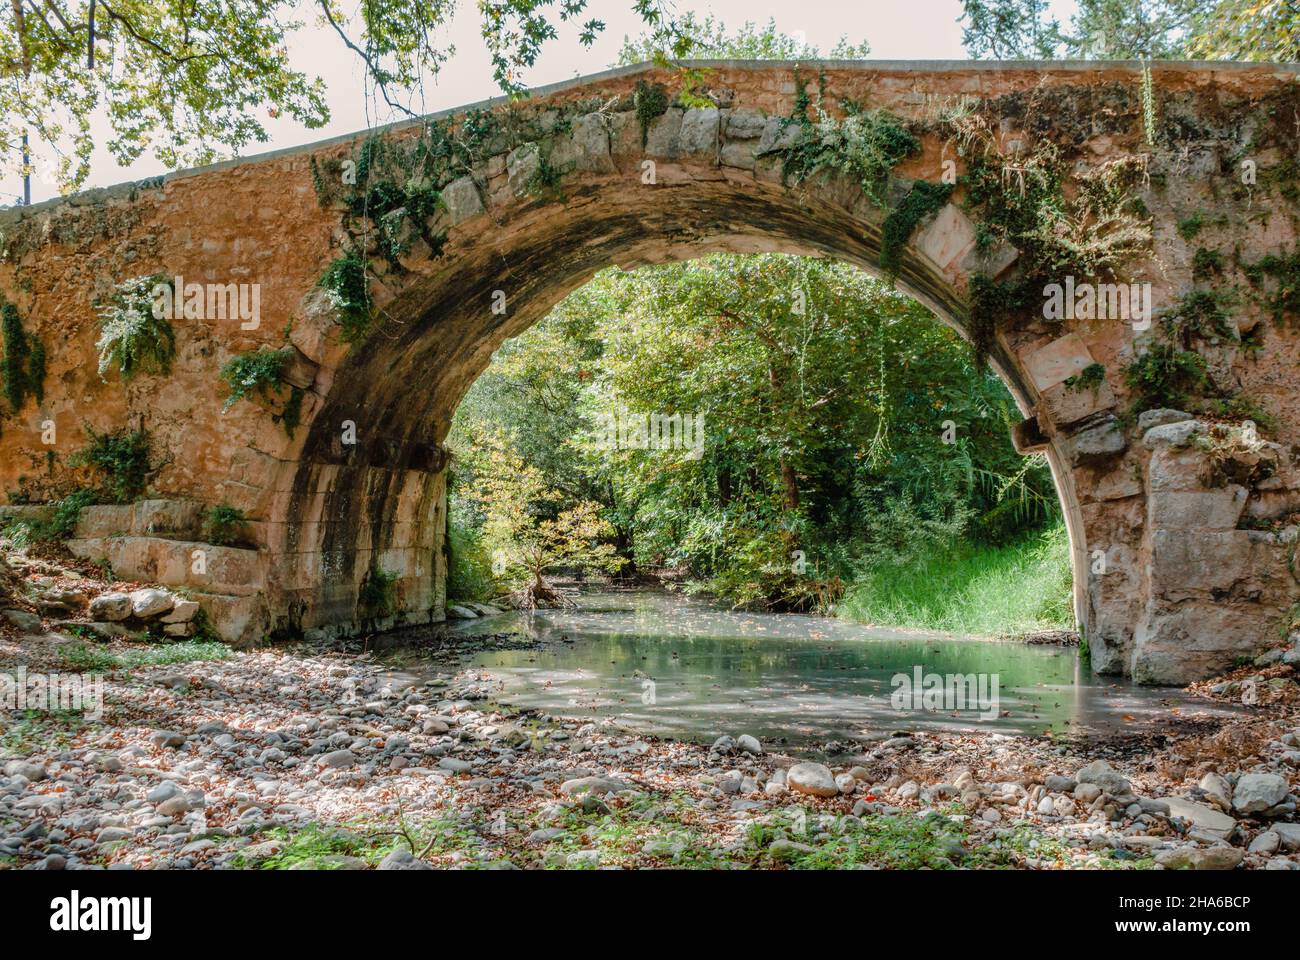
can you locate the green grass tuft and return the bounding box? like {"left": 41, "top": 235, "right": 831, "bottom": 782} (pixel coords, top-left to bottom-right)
{"left": 838, "top": 523, "right": 1073, "bottom": 635}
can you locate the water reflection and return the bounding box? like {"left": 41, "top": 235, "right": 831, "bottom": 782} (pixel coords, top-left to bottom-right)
{"left": 400, "top": 587, "right": 1240, "bottom": 747}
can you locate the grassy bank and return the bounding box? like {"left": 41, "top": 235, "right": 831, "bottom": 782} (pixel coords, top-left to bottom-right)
{"left": 838, "top": 523, "right": 1074, "bottom": 636}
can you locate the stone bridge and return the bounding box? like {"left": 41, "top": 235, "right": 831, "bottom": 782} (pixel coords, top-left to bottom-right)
{"left": 2, "top": 59, "right": 1299, "bottom": 683}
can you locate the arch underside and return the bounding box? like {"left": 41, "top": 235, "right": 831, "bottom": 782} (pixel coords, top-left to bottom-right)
{"left": 282, "top": 172, "right": 1091, "bottom": 653}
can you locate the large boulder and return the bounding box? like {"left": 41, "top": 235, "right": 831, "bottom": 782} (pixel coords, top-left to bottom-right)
{"left": 129, "top": 588, "right": 174, "bottom": 619}
{"left": 1075, "top": 759, "right": 1131, "bottom": 795}
{"left": 1233, "top": 773, "right": 1290, "bottom": 814}
{"left": 89, "top": 591, "right": 133, "bottom": 622}
{"left": 786, "top": 762, "right": 839, "bottom": 798}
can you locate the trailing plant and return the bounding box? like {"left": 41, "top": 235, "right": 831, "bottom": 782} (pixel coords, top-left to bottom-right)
{"left": 69, "top": 426, "right": 154, "bottom": 504}
{"left": 95, "top": 275, "right": 176, "bottom": 381}
{"left": 880, "top": 181, "right": 954, "bottom": 280}
{"left": 2, "top": 300, "right": 29, "bottom": 413}
{"left": 318, "top": 253, "right": 373, "bottom": 343}
{"left": 1140, "top": 62, "right": 1157, "bottom": 147}
{"left": 967, "top": 272, "right": 1037, "bottom": 370}
{"left": 203, "top": 504, "right": 250, "bottom": 547}
{"left": 276, "top": 386, "right": 305, "bottom": 439}
{"left": 633, "top": 79, "right": 670, "bottom": 146}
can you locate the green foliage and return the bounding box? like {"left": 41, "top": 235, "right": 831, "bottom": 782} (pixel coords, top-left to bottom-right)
{"left": 220, "top": 347, "right": 303, "bottom": 438}
{"left": 1160, "top": 289, "right": 1236, "bottom": 345}
{"left": 1064, "top": 362, "right": 1106, "bottom": 393}
{"left": 318, "top": 253, "right": 373, "bottom": 344}
{"left": 1177, "top": 211, "right": 1206, "bottom": 241}
{"left": 95, "top": 276, "right": 176, "bottom": 381}
{"left": 447, "top": 518, "right": 498, "bottom": 603}
{"left": 358, "top": 563, "right": 399, "bottom": 618}
{"left": 617, "top": 13, "right": 870, "bottom": 65}
{"left": 3, "top": 1, "right": 700, "bottom": 193}
{"left": 1243, "top": 248, "right": 1300, "bottom": 328}
{"left": 967, "top": 273, "right": 1037, "bottom": 370}
{"left": 959, "top": 0, "right": 1289, "bottom": 62}
{"left": 1123, "top": 343, "right": 1209, "bottom": 411}
{"left": 221, "top": 348, "right": 290, "bottom": 411}
{"left": 70, "top": 426, "right": 154, "bottom": 504}
{"left": 203, "top": 504, "right": 250, "bottom": 547}
{"left": 964, "top": 147, "right": 1150, "bottom": 281}
{"left": 527, "top": 153, "right": 566, "bottom": 201}
{"left": 880, "top": 181, "right": 955, "bottom": 280}
{"left": 59, "top": 640, "right": 231, "bottom": 672}
{"left": 1192, "top": 247, "right": 1224, "bottom": 280}
{"left": 1, "top": 301, "right": 29, "bottom": 413}
{"left": 633, "top": 80, "right": 670, "bottom": 146}
{"left": 452, "top": 254, "right": 1065, "bottom": 620}
{"left": 778, "top": 90, "right": 919, "bottom": 207}
{"left": 839, "top": 522, "right": 1073, "bottom": 634}
{"left": 21, "top": 488, "right": 95, "bottom": 542}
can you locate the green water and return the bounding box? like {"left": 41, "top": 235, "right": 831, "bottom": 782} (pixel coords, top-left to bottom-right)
{"left": 410, "top": 587, "right": 1238, "bottom": 749}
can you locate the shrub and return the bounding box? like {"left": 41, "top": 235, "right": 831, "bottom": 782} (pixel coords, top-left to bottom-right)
{"left": 17, "top": 488, "right": 96, "bottom": 543}
{"left": 1123, "top": 343, "right": 1209, "bottom": 411}
{"left": 95, "top": 276, "right": 176, "bottom": 380}
{"left": 203, "top": 504, "right": 250, "bottom": 546}
{"left": 69, "top": 426, "right": 153, "bottom": 503}
{"left": 221, "top": 348, "right": 291, "bottom": 411}
{"left": 780, "top": 98, "right": 919, "bottom": 207}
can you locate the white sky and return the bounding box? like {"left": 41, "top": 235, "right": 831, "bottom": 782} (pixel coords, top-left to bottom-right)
{"left": 5, "top": 0, "right": 1080, "bottom": 204}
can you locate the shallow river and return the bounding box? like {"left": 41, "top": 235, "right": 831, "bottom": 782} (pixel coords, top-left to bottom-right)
{"left": 390, "top": 587, "right": 1240, "bottom": 749}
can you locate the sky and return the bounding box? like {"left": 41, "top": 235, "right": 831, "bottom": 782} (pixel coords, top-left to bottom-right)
{"left": 4, "top": 0, "right": 1080, "bottom": 205}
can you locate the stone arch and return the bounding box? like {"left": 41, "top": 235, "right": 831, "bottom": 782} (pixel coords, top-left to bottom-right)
{"left": 2, "top": 60, "right": 1298, "bottom": 683}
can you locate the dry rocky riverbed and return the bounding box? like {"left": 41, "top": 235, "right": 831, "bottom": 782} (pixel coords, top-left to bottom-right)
{"left": 3, "top": 553, "right": 1300, "bottom": 870}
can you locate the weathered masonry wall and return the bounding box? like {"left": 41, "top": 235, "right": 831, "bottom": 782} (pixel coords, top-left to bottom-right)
{"left": 1, "top": 60, "right": 1298, "bottom": 682}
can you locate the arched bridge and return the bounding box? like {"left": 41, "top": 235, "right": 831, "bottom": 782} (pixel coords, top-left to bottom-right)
{"left": 2, "top": 59, "right": 1299, "bottom": 683}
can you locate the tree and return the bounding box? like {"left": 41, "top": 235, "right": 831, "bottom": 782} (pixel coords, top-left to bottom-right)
{"left": 452, "top": 254, "right": 1059, "bottom": 611}
{"left": 460, "top": 431, "right": 620, "bottom": 608}
{"left": 959, "top": 0, "right": 1299, "bottom": 61}
{"left": 2, "top": 0, "right": 688, "bottom": 195}
{"left": 616, "top": 13, "right": 870, "bottom": 66}
{"left": 959, "top": 0, "right": 1065, "bottom": 59}
{"left": 1187, "top": 0, "right": 1300, "bottom": 61}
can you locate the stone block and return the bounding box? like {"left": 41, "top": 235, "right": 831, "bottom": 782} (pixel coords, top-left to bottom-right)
{"left": 1038, "top": 377, "right": 1116, "bottom": 430}
{"left": 1148, "top": 486, "right": 1247, "bottom": 530}
{"left": 914, "top": 204, "right": 977, "bottom": 272}
{"left": 678, "top": 107, "right": 720, "bottom": 157}
{"left": 1021, "top": 334, "right": 1096, "bottom": 393}
{"left": 439, "top": 176, "right": 485, "bottom": 226}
